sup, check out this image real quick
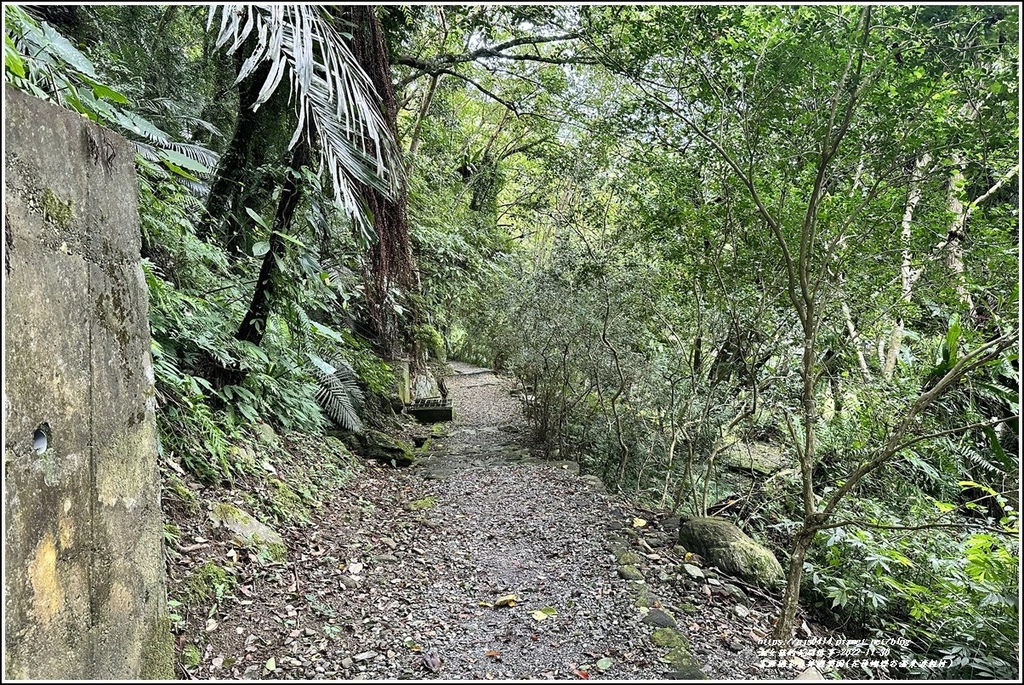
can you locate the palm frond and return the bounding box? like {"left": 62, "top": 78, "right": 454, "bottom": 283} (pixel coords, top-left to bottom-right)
{"left": 209, "top": 4, "right": 404, "bottom": 238}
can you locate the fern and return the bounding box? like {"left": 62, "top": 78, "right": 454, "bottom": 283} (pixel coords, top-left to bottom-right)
{"left": 308, "top": 352, "right": 364, "bottom": 432}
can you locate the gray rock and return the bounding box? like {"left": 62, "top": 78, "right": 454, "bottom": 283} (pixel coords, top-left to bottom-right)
{"left": 796, "top": 666, "right": 824, "bottom": 680}
{"left": 720, "top": 582, "right": 748, "bottom": 603}
{"left": 677, "top": 517, "right": 784, "bottom": 588}
{"left": 666, "top": 666, "right": 708, "bottom": 680}
{"left": 681, "top": 563, "right": 705, "bottom": 579}
{"left": 733, "top": 604, "right": 750, "bottom": 619}
{"left": 209, "top": 503, "right": 286, "bottom": 561}
{"left": 618, "top": 565, "right": 645, "bottom": 581}
{"left": 644, "top": 534, "right": 669, "bottom": 548}
{"left": 255, "top": 422, "right": 278, "bottom": 446}
{"left": 641, "top": 608, "right": 678, "bottom": 629}
{"left": 719, "top": 438, "right": 791, "bottom": 475}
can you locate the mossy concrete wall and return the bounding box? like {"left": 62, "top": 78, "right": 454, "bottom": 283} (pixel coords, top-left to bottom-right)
{"left": 3, "top": 86, "right": 173, "bottom": 679}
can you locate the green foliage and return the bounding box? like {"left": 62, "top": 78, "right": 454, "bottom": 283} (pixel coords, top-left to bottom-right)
{"left": 309, "top": 353, "right": 364, "bottom": 432}
{"left": 805, "top": 496, "right": 1018, "bottom": 679}
{"left": 184, "top": 561, "right": 236, "bottom": 605}
{"left": 4, "top": 5, "right": 219, "bottom": 187}
{"left": 412, "top": 323, "right": 446, "bottom": 362}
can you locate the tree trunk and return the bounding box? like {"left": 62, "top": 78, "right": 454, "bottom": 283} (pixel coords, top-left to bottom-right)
{"left": 774, "top": 528, "right": 816, "bottom": 640}
{"left": 407, "top": 73, "right": 440, "bottom": 159}
{"left": 945, "top": 154, "right": 975, "bottom": 315}
{"left": 235, "top": 142, "right": 311, "bottom": 346}
{"left": 334, "top": 5, "right": 415, "bottom": 359}
{"left": 200, "top": 48, "right": 296, "bottom": 257}
{"left": 883, "top": 154, "right": 929, "bottom": 379}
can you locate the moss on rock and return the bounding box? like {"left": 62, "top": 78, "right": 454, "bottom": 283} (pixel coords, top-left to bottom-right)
{"left": 185, "top": 562, "right": 235, "bottom": 604}
{"left": 677, "top": 517, "right": 784, "bottom": 588}
{"left": 209, "top": 503, "right": 286, "bottom": 561}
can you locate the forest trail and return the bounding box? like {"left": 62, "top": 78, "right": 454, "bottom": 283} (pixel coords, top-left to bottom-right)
{"left": 175, "top": 364, "right": 790, "bottom": 680}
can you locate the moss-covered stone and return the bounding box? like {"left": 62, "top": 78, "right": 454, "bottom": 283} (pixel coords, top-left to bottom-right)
{"left": 209, "top": 503, "right": 286, "bottom": 561}
{"left": 358, "top": 429, "right": 416, "bottom": 467}
{"left": 182, "top": 644, "right": 202, "bottom": 667}
{"left": 651, "top": 628, "right": 705, "bottom": 678}
{"left": 267, "top": 477, "right": 310, "bottom": 523}
{"left": 166, "top": 474, "right": 201, "bottom": 515}
{"left": 634, "top": 585, "right": 655, "bottom": 608}
{"left": 618, "top": 565, "right": 644, "bottom": 581}
{"left": 616, "top": 550, "right": 641, "bottom": 565}
{"left": 677, "top": 517, "right": 784, "bottom": 588}
{"left": 184, "top": 562, "right": 235, "bottom": 604}
{"left": 42, "top": 187, "right": 73, "bottom": 229}
{"left": 651, "top": 626, "right": 689, "bottom": 649}
{"left": 719, "top": 439, "right": 791, "bottom": 475}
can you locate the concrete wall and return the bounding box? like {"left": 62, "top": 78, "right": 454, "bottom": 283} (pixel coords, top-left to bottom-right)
{"left": 3, "top": 86, "right": 173, "bottom": 679}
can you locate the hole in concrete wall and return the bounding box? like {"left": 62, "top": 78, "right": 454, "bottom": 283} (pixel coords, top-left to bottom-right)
{"left": 32, "top": 423, "right": 50, "bottom": 454}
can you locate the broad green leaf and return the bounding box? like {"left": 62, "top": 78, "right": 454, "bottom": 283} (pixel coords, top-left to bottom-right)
{"left": 79, "top": 73, "right": 130, "bottom": 104}
{"left": 982, "top": 425, "right": 1014, "bottom": 472}
{"left": 158, "top": 149, "right": 210, "bottom": 174}
{"left": 159, "top": 160, "right": 199, "bottom": 182}
{"left": 38, "top": 20, "right": 97, "bottom": 76}
{"left": 4, "top": 34, "right": 26, "bottom": 78}
{"left": 252, "top": 241, "right": 270, "bottom": 257}
{"left": 273, "top": 230, "right": 309, "bottom": 249}
{"left": 245, "top": 207, "right": 269, "bottom": 229}
{"left": 596, "top": 657, "right": 613, "bottom": 671}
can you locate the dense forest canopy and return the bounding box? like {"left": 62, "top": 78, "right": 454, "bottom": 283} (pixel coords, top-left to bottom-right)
{"left": 5, "top": 3, "right": 1019, "bottom": 678}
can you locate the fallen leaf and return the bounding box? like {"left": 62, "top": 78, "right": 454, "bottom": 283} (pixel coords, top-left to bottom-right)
{"left": 495, "top": 594, "right": 518, "bottom": 608}
{"left": 632, "top": 517, "right": 647, "bottom": 528}
{"left": 265, "top": 657, "right": 276, "bottom": 672}
{"left": 478, "top": 601, "right": 494, "bottom": 608}
{"left": 348, "top": 562, "right": 364, "bottom": 575}
{"left": 485, "top": 650, "right": 501, "bottom": 659}
{"left": 576, "top": 670, "right": 591, "bottom": 679}
{"left": 531, "top": 606, "right": 558, "bottom": 620}
{"left": 596, "top": 657, "right": 613, "bottom": 671}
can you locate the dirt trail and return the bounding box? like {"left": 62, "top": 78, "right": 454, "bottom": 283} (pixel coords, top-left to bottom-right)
{"left": 173, "top": 364, "right": 788, "bottom": 680}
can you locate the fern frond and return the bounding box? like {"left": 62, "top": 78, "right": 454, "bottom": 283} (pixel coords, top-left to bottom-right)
{"left": 307, "top": 351, "right": 364, "bottom": 432}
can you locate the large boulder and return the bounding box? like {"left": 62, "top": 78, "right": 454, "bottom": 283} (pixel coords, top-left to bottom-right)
{"left": 677, "top": 517, "right": 784, "bottom": 588}
{"left": 351, "top": 429, "right": 416, "bottom": 467}
{"left": 719, "top": 438, "right": 792, "bottom": 476}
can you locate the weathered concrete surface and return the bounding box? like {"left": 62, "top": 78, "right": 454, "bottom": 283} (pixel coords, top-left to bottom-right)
{"left": 4, "top": 86, "right": 173, "bottom": 679}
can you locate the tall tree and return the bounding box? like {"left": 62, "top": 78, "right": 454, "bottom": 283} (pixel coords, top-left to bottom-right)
{"left": 334, "top": 5, "right": 415, "bottom": 360}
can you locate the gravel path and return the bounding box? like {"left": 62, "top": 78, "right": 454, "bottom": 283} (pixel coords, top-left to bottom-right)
{"left": 170, "top": 364, "right": 794, "bottom": 680}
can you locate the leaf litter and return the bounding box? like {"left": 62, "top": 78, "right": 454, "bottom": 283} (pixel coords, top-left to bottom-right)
{"left": 165, "top": 363, "right": 802, "bottom": 680}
